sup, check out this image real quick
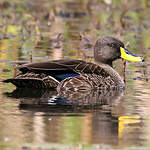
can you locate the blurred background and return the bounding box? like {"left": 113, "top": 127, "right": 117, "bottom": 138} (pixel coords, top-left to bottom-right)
{"left": 0, "top": 0, "right": 150, "bottom": 150}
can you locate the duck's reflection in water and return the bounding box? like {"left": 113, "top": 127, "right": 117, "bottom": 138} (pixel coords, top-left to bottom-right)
{"left": 5, "top": 88, "right": 124, "bottom": 112}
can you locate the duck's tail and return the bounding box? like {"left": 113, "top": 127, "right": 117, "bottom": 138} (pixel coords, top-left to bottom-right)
{"left": 3, "top": 77, "right": 59, "bottom": 89}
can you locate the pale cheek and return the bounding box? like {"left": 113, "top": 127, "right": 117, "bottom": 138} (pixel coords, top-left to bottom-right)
{"left": 101, "top": 46, "right": 111, "bottom": 58}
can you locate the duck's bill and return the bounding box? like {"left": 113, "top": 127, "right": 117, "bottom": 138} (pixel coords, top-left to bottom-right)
{"left": 120, "top": 47, "right": 144, "bottom": 62}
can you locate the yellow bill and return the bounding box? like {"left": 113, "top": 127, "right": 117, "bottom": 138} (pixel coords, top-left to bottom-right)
{"left": 120, "top": 47, "right": 144, "bottom": 62}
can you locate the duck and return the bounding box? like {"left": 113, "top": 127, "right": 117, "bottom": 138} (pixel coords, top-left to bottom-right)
{"left": 3, "top": 36, "right": 144, "bottom": 90}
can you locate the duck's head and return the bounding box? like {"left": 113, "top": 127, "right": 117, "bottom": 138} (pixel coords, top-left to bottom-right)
{"left": 94, "top": 36, "right": 144, "bottom": 66}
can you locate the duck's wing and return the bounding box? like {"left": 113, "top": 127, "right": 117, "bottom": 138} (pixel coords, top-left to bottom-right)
{"left": 3, "top": 59, "right": 110, "bottom": 89}
{"left": 18, "top": 59, "right": 109, "bottom": 78}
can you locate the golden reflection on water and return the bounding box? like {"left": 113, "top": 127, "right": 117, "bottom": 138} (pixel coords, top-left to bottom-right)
{"left": 0, "top": 0, "right": 150, "bottom": 149}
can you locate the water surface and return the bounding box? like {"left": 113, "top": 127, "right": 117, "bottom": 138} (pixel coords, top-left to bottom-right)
{"left": 0, "top": 0, "right": 150, "bottom": 150}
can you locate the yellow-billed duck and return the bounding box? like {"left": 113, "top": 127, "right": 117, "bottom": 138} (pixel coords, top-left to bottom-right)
{"left": 3, "top": 36, "right": 144, "bottom": 90}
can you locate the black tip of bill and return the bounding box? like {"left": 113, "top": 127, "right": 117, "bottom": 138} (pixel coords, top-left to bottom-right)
{"left": 141, "top": 57, "right": 145, "bottom": 62}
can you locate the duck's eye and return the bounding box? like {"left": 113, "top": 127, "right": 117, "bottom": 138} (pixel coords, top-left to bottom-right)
{"left": 111, "top": 43, "right": 115, "bottom": 47}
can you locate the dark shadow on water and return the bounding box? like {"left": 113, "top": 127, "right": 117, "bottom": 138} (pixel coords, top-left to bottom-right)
{"left": 4, "top": 88, "right": 124, "bottom": 113}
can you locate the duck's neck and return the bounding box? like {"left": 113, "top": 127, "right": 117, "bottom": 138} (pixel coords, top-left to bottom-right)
{"left": 98, "top": 62, "right": 125, "bottom": 87}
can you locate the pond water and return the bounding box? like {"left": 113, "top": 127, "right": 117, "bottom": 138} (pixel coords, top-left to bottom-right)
{"left": 0, "top": 0, "right": 150, "bottom": 150}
